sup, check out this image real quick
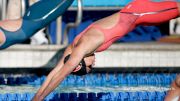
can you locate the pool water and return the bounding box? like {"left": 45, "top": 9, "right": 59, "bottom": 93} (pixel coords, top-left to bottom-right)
{"left": 0, "top": 85, "right": 169, "bottom": 94}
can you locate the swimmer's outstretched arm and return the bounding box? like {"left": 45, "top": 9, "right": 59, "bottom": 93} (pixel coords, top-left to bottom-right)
{"left": 32, "top": 32, "right": 104, "bottom": 101}
{"left": 32, "top": 45, "right": 73, "bottom": 100}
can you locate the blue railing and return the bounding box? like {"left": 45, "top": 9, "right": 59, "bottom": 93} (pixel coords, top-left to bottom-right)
{"left": 71, "top": 0, "right": 132, "bottom": 7}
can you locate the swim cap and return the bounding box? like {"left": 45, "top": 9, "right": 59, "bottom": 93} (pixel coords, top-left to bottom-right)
{"left": 64, "top": 54, "right": 87, "bottom": 76}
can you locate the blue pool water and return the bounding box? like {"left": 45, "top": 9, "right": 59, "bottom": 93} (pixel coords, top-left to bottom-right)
{"left": 0, "top": 73, "right": 177, "bottom": 101}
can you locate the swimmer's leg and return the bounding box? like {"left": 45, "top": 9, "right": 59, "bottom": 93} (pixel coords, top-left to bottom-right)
{"left": 0, "top": 0, "right": 74, "bottom": 49}
{"left": 120, "top": 0, "right": 179, "bottom": 25}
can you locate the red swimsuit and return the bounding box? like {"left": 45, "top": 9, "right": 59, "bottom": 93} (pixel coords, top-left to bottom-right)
{"left": 73, "top": 0, "right": 179, "bottom": 52}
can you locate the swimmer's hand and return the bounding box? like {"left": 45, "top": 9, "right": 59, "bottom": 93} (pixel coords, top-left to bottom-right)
{"left": 32, "top": 94, "right": 43, "bottom": 101}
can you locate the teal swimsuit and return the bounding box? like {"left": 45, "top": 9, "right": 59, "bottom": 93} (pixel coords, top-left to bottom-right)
{"left": 0, "top": 0, "right": 74, "bottom": 49}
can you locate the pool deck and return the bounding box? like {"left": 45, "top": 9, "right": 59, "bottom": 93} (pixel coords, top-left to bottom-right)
{"left": 0, "top": 42, "right": 180, "bottom": 69}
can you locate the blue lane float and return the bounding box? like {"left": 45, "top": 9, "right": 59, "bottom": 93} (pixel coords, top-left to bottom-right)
{"left": 0, "top": 73, "right": 177, "bottom": 86}
{"left": 0, "top": 91, "right": 167, "bottom": 101}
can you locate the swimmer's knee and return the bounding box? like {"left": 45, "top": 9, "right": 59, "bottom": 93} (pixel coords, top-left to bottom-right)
{"left": 175, "top": 75, "right": 180, "bottom": 88}
{"left": 0, "top": 40, "right": 4, "bottom": 46}
{"left": 0, "top": 33, "right": 5, "bottom": 45}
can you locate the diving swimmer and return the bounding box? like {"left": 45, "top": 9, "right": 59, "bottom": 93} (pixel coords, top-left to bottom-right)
{"left": 30, "top": 0, "right": 180, "bottom": 100}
